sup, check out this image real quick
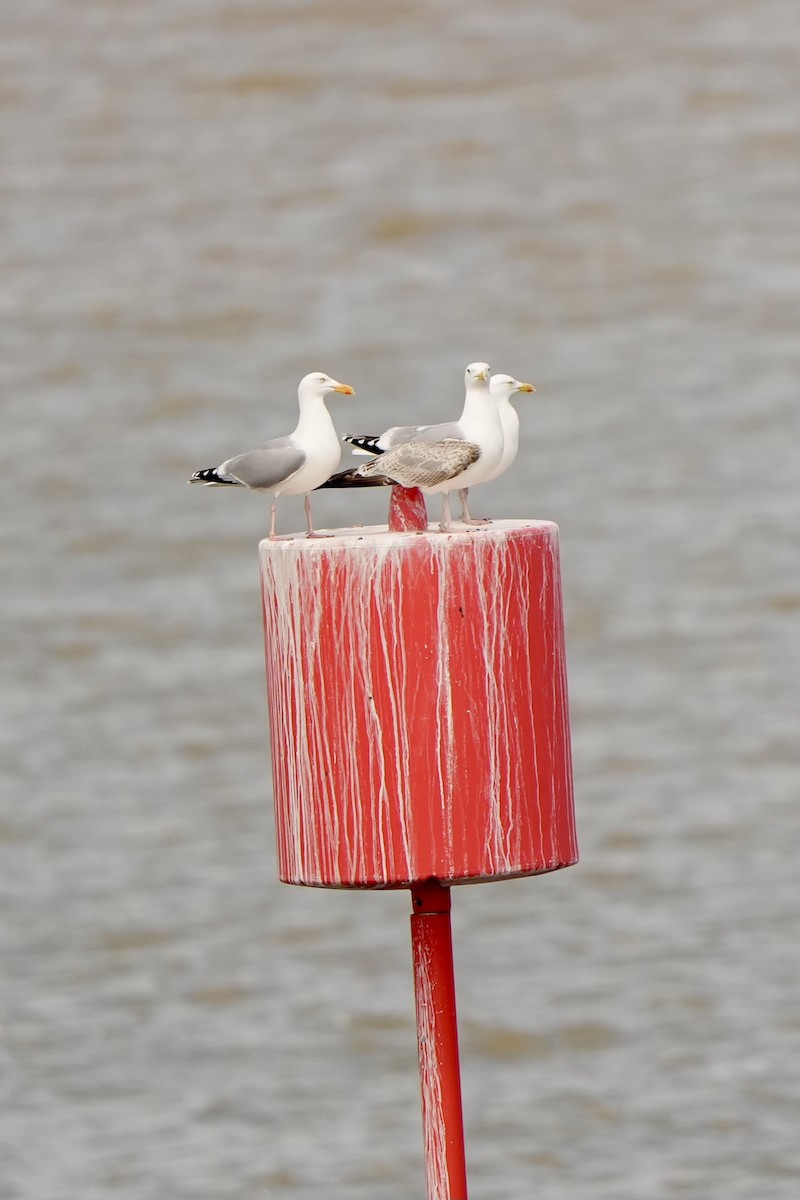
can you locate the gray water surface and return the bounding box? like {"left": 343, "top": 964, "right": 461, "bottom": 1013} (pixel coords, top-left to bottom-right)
{"left": 2, "top": 1, "right": 799, "bottom": 1197}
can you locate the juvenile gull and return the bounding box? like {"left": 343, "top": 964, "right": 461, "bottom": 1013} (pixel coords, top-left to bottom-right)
{"left": 188, "top": 371, "right": 354, "bottom": 540}
{"left": 358, "top": 439, "right": 481, "bottom": 531}
{"left": 322, "top": 440, "right": 481, "bottom": 530}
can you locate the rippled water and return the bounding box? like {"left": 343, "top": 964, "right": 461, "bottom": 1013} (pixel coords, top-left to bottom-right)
{"left": 2, "top": 1, "right": 799, "bottom": 1197}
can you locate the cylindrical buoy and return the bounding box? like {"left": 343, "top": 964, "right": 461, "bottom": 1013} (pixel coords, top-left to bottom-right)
{"left": 260, "top": 519, "right": 576, "bottom": 888}
{"left": 259, "top": 498, "right": 578, "bottom": 1198}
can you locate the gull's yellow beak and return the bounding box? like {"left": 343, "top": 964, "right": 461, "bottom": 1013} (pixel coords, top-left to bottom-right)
{"left": 518, "top": 382, "right": 536, "bottom": 393}
{"left": 476, "top": 368, "right": 489, "bottom": 382}
{"left": 334, "top": 383, "right": 355, "bottom": 395}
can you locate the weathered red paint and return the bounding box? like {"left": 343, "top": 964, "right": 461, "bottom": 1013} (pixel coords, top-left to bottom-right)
{"left": 411, "top": 880, "right": 468, "bottom": 1200}
{"left": 260, "top": 519, "right": 577, "bottom": 888}
{"left": 388, "top": 484, "right": 428, "bottom": 532}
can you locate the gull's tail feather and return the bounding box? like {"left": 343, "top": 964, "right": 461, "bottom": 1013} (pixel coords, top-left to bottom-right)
{"left": 188, "top": 467, "right": 241, "bottom": 487}
{"left": 343, "top": 434, "right": 384, "bottom": 455}
{"left": 316, "top": 465, "right": 393, "bottom": 489}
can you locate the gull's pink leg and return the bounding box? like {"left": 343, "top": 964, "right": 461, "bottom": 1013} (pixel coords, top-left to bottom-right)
{"left": 439, "top": 492, "right": 453, "bottom": 533}
{"left": 268, "top": 499, "right": 279, "bottom": 541}
{"left": 305, "top": 493, "right": 333, "bottom": 539}
{"left": 458, "top": 487, "right": 491, "bottom": 525}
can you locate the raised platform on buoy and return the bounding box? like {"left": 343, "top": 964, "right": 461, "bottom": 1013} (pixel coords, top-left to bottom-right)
{"left": 260, "top": 519, "right": 577, "bottom": 889}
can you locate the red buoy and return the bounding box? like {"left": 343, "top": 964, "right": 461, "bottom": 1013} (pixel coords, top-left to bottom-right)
{"left": 261, "top": 518, "right": 576, "bottom": 889}
{"left": 259, "top": 498, "right": 577, "bottom": 1197}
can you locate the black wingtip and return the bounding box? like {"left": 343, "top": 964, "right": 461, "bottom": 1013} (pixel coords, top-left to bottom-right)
{"left": 344, "top": 434, "right": 384, "bottom": 455}
{"left": 188, "top": 467, "right": 240, "bottom": 486}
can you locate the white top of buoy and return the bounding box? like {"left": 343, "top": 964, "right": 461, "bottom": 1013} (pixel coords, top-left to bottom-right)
{"left": 259, "top": 518, "right": 559, "bottom": 553}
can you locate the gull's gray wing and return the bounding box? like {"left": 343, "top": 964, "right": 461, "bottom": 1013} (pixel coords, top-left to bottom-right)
{"left": 219, "top": 436, "right": 305, "bottom": 491}
{"left": 361, "top": 439, "right": 480, "bottom": 487}
{"left": 382, "top": 420, "right": 464, "bottom": 449}
{"left": 406, "top": 421, "right": 464, "bottom": 445}
{"left": 381, "top": 424, "right": 426, "bottom": 448}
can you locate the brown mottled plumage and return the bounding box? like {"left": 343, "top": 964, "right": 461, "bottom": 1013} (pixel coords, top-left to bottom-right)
{"left": 358, "top": 439, "right": 481, "bottom": 489}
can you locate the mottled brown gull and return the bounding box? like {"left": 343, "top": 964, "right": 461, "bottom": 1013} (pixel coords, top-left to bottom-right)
{"left": 357, "top": 439, "right": 480, "bottom": 486}
{"left": 319, "top": 439, "right": 481, "bottom": 531}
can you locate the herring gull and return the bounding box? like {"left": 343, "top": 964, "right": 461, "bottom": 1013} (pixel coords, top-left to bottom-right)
{"left": 485, "top": 374, "right": 536, "bottom": 483}
{"left": 335, "top": 362, "right": 503, "bottom": 529}
{"left": 188, "top": 371, "right": 354, "bottom": 540}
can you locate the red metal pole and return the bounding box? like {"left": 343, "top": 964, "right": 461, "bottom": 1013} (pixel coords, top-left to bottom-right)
{"left": 410, "top": 879, "right": 468, "bottom": 1200}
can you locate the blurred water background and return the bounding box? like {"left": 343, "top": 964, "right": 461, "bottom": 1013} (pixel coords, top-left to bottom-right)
{"left": 2, "top": 1, "right": 799, "bottom": 1197}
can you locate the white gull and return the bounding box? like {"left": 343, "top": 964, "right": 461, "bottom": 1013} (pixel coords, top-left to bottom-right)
{"left": 188, "top": 371, "right": 354, "bottom": 539}
{"left": 341, "top": 362, "right": 503, "bottom": 529}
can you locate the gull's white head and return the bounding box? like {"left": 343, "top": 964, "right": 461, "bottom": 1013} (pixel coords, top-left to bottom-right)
{"left": 298, "top": 372, "right": 355, "bottom": 402}
{"left": 490, "top": 374, "right": 536, "bottom": 401}
{"left": 464, "top": 361, "right": 491, "bottom": 386}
